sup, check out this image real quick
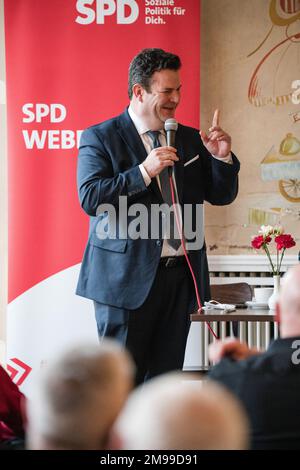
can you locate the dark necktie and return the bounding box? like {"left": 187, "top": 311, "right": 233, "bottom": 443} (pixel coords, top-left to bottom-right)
{"left": 147, "top": 131, "right": 181, "bottom": 251}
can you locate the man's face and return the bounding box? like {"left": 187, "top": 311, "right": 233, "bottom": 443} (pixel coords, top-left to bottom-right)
{"left": 140, "top": 69, "right": 181, "bottom": 129}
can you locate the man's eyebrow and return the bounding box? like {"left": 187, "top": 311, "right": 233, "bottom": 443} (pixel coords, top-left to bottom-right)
{"left": 160, "top": 85, "right": 182, "bottom": 91}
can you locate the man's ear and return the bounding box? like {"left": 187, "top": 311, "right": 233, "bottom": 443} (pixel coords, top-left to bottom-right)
{"left": 132, "top": 84, "right": 144, "bottom": 102}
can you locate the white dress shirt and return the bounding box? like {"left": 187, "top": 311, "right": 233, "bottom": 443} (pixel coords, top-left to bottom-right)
{"left": 127, "top": 105, "right": 232, "bottom": 257}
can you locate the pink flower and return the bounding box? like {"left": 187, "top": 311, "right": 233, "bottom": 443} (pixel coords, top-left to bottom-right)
{"left": 251, "top": 235, "right": 271, "bottom": 249}
{"left": 274, "top": 234, "right": 296, "bottom": 251}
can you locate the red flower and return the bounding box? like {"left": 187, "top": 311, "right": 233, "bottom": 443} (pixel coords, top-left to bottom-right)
{"left": 275, "top": 234, "right": 296, "bottom": 251}
{"left": 251, "top": 227, "right": 296, "bottom": 275}
{"left": 251, "top": 235, "right": 271, "bottom": 249}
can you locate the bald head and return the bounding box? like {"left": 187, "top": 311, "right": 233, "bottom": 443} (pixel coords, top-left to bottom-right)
{"left": 277, "top": 265, "right": 300, "bottom": 337}
{"left": 26, "top": 340, "right": 134, "bottom": 449}
{"left": 114, "top": 372, "right": 249, "bottom": 450}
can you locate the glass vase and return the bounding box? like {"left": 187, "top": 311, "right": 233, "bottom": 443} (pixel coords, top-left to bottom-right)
{"left": 268, "top": 275, "right": 280, "bottom": 310}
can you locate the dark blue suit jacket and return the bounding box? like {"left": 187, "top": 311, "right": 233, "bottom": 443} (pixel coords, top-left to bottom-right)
{"left": 76, "top": 108, "right": 240, "bottom": 309}
{"left": 209, "top": 337, "right": 300, "bottom": 449}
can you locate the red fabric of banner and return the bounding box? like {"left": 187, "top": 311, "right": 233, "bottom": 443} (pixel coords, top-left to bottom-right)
{"left": 4, "top": 0, "right": 200, "bottom": 302}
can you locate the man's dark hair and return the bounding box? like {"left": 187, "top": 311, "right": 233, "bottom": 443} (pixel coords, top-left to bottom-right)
{"left": 128, "top": 48, "right": 181, "bottom": 99}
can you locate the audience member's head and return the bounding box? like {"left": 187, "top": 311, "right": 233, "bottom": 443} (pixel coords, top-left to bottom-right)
{"left": 114, "top": 372, "right": 249, "bottom": 450}
{"left": 276, "top": 265, "right": 300, "bottom": 338}
{"left": 26, "top": 339, "right": 134, "bottom": 449}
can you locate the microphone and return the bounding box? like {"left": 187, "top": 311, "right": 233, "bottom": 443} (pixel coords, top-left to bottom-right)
{"left": 164, "top": 118, "right": 178, "bottom": 176}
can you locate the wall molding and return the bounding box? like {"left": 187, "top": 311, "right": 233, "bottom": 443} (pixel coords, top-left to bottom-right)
{"left": 208, "top": 254, "right": 299, "bottom": 272}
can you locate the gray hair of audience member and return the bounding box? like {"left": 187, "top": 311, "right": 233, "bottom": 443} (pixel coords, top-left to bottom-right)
{"left": 114, "top": 372, "right": 249, "bottom": 450}
{"left": 276, "top": 265, "right": 300, "bottom": 337}
{"left": 26, "top": 340, "right": 135, "bottom": 450}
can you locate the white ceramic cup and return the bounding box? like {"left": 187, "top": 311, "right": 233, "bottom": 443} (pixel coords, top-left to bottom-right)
{"left": 254, "top": 287, "right": 273, "bottom": 304}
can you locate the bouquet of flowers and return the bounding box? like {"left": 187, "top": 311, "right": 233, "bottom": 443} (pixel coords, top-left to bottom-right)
{"left": 251, "top": 225, "right": 296, "bottom": 275}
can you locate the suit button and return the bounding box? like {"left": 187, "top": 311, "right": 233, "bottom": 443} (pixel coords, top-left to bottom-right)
{"left": 156, "top": 240, "right": 162, "bottom": 247}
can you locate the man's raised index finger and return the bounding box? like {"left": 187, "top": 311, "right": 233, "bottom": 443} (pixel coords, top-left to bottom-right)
{"left": 212, "top": 109, "right": 220, "bottom": 127}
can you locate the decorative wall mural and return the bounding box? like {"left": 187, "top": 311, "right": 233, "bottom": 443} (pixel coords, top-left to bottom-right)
{"left": 290, "top": 109, "right": 300, "bottom": 123}
{"left": 261, "top": 132, "right": 300, "bottom": 201}
{"left": 248, "top": 0, "right": 300, "bottom": 107}
{"left": 247, "top": 0, "right": 300, "bottom": 210}
{"left": 201, "top": 0, "right": 300, "bottom": 254}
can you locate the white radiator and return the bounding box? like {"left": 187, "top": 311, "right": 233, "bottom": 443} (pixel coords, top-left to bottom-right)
{"left": 183, "top": 255, "right": 297, "bottom": 371}
{"left": 185, "top": 320, "right": 278, "bottom": 371}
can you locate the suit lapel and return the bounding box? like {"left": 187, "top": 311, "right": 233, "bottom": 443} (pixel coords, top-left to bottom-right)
{"left": 116, "top": 110, "right": 186, "bottom": 204}
{"left": 148, "top": 179, "right": 164, "bottom": 203}
{"left": 116, "top": 109, "right": 147, "bottom": 165}
{"left": 174, "top": 126, "right": 184, "bottom": 206}
{"left": 116, "top": 109, "right": 163, "bottom": 202}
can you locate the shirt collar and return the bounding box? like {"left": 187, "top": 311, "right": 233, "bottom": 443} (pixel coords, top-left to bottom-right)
{"left": 128, "top": 105, "right": 164, "bottom": 136}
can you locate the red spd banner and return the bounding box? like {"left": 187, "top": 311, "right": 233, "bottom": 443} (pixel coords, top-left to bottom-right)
{"left": 4, "top": 0, "right": 200, "bottom": 392}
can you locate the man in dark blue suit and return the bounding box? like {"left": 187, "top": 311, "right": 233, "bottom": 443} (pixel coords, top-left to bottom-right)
{"left": 76, "top": 48, "right": 240, "bottom": 384}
